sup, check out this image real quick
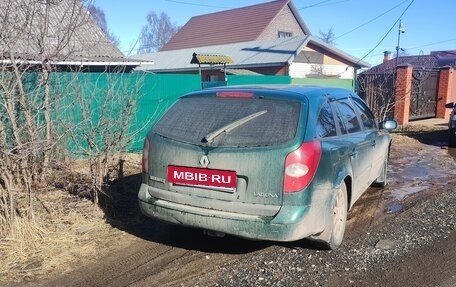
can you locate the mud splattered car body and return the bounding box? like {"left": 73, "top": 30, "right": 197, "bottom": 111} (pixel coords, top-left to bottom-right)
{"left": 138, "top": 85, "right": 396, "bottom": 249}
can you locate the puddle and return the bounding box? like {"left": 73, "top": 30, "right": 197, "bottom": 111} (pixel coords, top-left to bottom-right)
{"left": 380, "top": 136, "right": 456, "bottom": 215}
{"left": 384, "top": 150, "right": 449, "bottom": 214}
{"left": 391, "top": 156, "right": 417, "bottom": 165}
{"left": 384, "top": 203, "right": 404, "bottom": 214}
{"left": 389, "top": 164, "right": 443, "bottom": 183}
{"left": 383, "top": 185, "right": 429, "bottom": 214}
{"left": 402, "top": 166, "right": 432, "bottom": 180}
{"left": 379, "top": 130, "right": 456, "bottom": 214}
{"left": 388, "top": 185, "right": 430, "bottom": 201}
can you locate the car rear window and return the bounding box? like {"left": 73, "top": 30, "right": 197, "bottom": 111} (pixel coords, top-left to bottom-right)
{"left": 153, "top": 96, "right": 301, "bottom": 147}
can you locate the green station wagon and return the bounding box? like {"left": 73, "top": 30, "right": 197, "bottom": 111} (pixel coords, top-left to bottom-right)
{"left": 138, "top": 85, "right": 397, "bottom": 249}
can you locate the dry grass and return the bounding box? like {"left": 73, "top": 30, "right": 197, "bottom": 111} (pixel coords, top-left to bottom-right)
{"left": 391, "top": 133, "right": 422, "bottom": 146}
{"left": 0, "top": 190, "right": 130, "bottom": 284}
{"left": 392, "top": 121, "right": 448, "bottom": 148}
{"left": 0, "top": 155, "right": 142, "bottom": 285}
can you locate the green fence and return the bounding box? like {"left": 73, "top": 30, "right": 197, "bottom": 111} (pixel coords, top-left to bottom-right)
{"left": 3, "top": 72, "right": 351, "bottom": 154}
{"left": 47, "top": 73, "right": 292, "bottom": 153}
{"left": 30, "top": 73, "right": 202, "bottom": 153}
{"left": 9, "top": 72, "right": 357, "bottom": 154}
{"left": 227, "top": 75, "right": 291, "bottom": 85}
{"left": 132, "top": 73, "right": 202, "bottom": 150}
{"left": 0, "top": 72, "right": 360, "bottom": 159}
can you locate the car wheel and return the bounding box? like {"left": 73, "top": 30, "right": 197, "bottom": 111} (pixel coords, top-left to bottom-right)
{"left": 374, "top": 156, "right": 388, "bottom": 187}
{"left": 327, "top": 183, "right": 348, "bottom": 249}
{"left": 449, "top": 128, "right": 456, "bottom": 148}
{"left": 312, "top": 182, "right": 348, "bottom": 250}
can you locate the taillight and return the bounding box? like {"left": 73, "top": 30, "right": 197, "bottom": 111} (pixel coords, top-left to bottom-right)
{"left": 216, "top": 91, "right": 254, "bottom": 98}
{"left": 283, "top": 141, "right": 322, "bottom": 193}
{"left": 142, "top": 138, "right": 150, "bottom": 173}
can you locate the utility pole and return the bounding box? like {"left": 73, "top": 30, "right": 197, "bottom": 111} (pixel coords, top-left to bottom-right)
{"left": 395, "top": 19, "right": 405, "bottom": 67}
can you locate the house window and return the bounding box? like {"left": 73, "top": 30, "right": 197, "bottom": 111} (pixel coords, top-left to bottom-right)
{"left": 208, "top": 75, "right": 218, "bottom": 82}
{"left": 278, "top": 31, "right": 292, "bottom": 38}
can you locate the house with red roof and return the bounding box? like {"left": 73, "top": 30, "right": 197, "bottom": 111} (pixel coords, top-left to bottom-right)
{"left": 161, "top": 0, "right": 311, "bottom": 51}
{"left": 132, "top": 0, "right": 369, "bottom": 90}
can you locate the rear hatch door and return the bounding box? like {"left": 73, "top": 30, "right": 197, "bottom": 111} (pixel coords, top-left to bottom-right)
{"left": 146, "top": 93, "right": 303, "bottom": 216}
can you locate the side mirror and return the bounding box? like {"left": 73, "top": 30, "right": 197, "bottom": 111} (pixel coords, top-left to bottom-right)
{"left": 445, "top": 102, "right": 455, "bottom": 109}
{"left": 381, "top": 120, "right": 397, "bottom": 131}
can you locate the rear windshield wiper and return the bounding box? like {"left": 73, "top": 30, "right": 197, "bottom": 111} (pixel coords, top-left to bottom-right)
{"left": 202, "top": 110, "right": 268, "bottom": 143}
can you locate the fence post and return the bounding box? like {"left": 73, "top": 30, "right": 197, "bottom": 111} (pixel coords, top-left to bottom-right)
{"left": 394, "top": 64, "right": 413, "bottom": 125}
{"left": 436, "top": 66, "right": 454, "bottom": 119}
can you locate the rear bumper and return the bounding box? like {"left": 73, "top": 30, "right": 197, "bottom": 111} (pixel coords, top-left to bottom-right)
{"left": 138, "top": 183, "right": 327, "bottom": 242}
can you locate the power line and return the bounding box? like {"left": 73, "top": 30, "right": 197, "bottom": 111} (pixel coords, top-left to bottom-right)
{"left": 164, "top": 0, "right": 349, "bottom": 11}
{"left": 297, "top": 0, "right": 352, "bottom": 10}
{"left": 297, "top": 0, "right": 333, "bottom": 10}
{"left": 350, "top": 39, "right": 451, "bottom": 64}
{"left": 127, "top": 0, "right": 418, "bottom": 69}
{"left": 356, "top": 0, "right": 415, "bottom": 63}
{"left": 357, "top": 36, "right": 456, "bottom": 61}
{"left": 406, "top": 38, "right": 456, "bottom": 51}
{"left": 305, "top": 0, "right": 351, "bottom": 8}
{"left": 163, "top": 0, "right": 232, "bottom": 9}
{"left": 335, "top": 0, "right": 408, "bottom": 40}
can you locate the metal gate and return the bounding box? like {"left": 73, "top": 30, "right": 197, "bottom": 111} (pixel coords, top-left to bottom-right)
{"left": 409, "top": 68, "right": 439, "bottom": 120}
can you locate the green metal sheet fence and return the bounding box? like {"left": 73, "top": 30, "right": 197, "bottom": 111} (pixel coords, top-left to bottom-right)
{"left": 227, "top": 75, "right": 291, "bottom": 85}
{"left": 1, "top": 72, "right": 299, "bottom": 155}
{"left": 49, "top": 73, "right": 201, "bottom": 152}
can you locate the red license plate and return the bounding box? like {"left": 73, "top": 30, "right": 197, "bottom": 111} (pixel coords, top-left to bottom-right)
{"left": 167, "top": 165, "right": 237, "bottom": 190}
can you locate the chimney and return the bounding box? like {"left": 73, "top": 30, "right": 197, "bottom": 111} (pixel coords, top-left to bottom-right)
{"left": 383, "top": 51, "right": 392, "bottom": 63}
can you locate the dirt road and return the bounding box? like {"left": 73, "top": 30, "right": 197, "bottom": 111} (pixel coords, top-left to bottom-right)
{"left": 36, "top": 129, "right": 456, "bottom": 287}
{"left": 327, "top": 232, "right": 456, "bottom": 287}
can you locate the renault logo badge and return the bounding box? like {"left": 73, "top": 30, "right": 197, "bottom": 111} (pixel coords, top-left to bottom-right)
{"left": 200, "top": 155, "right": 210, "bottom": 168}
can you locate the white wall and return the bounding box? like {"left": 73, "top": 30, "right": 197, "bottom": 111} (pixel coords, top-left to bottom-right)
{"left": 289, "top": 63, "right": 354, "bottom": 80}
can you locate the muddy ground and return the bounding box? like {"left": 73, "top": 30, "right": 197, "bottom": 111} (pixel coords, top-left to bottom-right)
{"left": 10, "top": 126, "right": 456, "bottom": 287}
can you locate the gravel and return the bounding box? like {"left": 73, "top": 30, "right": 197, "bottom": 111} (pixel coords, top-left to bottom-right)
{"left": 184, "top": 134, "right": 456, "bottom": 287}
{"left": 189, "top": 190, "right": 455, "bottom": 287}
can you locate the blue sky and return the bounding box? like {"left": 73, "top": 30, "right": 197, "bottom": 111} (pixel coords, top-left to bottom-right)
{"left": 94, "top": 0, "right": 456, "bottom": 65}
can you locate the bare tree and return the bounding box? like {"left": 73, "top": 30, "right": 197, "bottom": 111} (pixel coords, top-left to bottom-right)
{"left": 0, "top": 0, "right": 145, "bottom": 238}
{"left": 318, "top": 26, "right": 336, "bottom": 46}
{"left": 139, "top": 11, "right": 180, "bottom": 53}
{"left": 87, "top": 4, "right": 120, "bottom": 46}
{"left": 357, "top": 71, "right": 396, "bottom": 121}
{"left": 0, "top": 0, "right": 97, "bottom": 236}
{"left": 59, "top": 73, "right": 146, "bottom": 204}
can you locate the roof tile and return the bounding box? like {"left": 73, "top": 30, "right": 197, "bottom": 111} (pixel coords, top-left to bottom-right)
{"left": 161, "top": 0, "right": 298, "bottom": 51}
{"left": 362, "top": 55, "right": 440, "bottom": 74}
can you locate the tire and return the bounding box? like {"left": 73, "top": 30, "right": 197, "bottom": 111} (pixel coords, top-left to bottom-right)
{"left": 312, "top": 182, "right": 348, "bottom": 250}
{"left": 449, "top": 128, "right": 456, "bottom": 148}
{"left": 374, "top": 157, "right": 388, "bottom": 187}
{"left": 327, "top": 183, "right": 348, "bottom": 249}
